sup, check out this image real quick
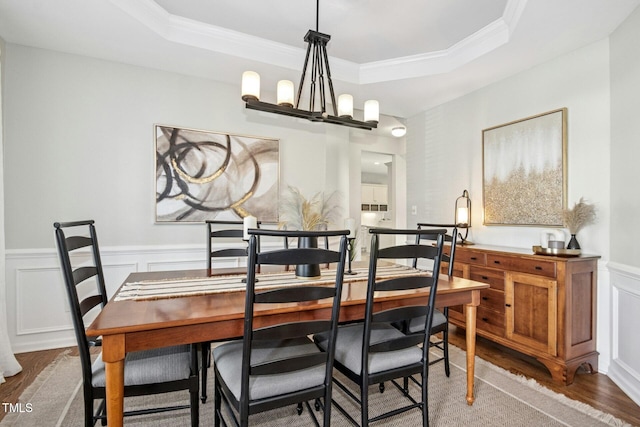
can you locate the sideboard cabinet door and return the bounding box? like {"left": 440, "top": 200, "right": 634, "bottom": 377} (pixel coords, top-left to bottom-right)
{"left": 505, "top": 272, "right": 557, "bottom": 356}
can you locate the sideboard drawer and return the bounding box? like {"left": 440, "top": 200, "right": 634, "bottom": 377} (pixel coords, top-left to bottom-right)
{"left": 486, "top": 254, "right": 556, "bottom": 278}
{"left": 470, "top": 266, "right": 505, "bottom": 291}
{"left": 480, "top": 288, "right": 505, "bottom": 314}
{"left": 455, "top": 250, "right": 486, "bottom": 266}
{"left": 477, "top": 306, "right": 505, "bottom": 337}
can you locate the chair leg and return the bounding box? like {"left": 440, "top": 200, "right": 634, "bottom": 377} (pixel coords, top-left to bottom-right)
{"left": 443, "top": 326, "right": 450, "bottom": 377}
{"left": 214, "top": 374, "right": 222, "bottom": 427}
{"left": 422, "top": 372, "right": 429, "bottom": 427}
{"left": 86, "top": 393, "right": 96, "bottom": 427}
{"left": 361, "top": 383, "right": 369, "bottom": 427}
{"left": 403, "top": 377, "right": 410, "bottom": 395}
{"left": 201, "top": 343, "right": 210, "bottom": 403}
{"left": 443, "top": 308, "right": 450, "bottom": 378}
{"left": 190, "top": 379, "right": 200, "bottom": 427}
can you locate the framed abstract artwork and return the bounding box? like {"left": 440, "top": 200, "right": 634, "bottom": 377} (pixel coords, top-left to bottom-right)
{"left": 482, "top": 108, "right": 567, "bottom": 226}
{"left": 155, "top": 125, "right": 279, "bottom": 222}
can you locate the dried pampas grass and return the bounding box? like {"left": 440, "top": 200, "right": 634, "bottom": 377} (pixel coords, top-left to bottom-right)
{"left": 563, "top": 197, "right": 596, "bottom": 234}
{"left": 279, "top": 186, "right": 342, "bottom": 231}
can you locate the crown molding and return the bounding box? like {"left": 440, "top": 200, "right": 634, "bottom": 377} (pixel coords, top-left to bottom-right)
{"left": 109, "top": 0, "right": 527, "bottom": 84}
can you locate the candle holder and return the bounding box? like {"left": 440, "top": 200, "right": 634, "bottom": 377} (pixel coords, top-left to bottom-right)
{"left": 346, "top": 237, "right": 357, "bottom": 275}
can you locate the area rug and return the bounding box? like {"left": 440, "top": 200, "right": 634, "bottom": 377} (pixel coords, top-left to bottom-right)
{"left": 1, "top": 345, "right": 631, "bottom": 426}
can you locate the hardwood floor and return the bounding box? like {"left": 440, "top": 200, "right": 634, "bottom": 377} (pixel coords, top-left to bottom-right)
{"left": 448, "top": 326, "right": 640, "bottom": 426}
{"left": 2, "top": 332, "right": 639, "bottom": 425}
{"left": 0, "top": 347, "right": 78, "bottom": 422}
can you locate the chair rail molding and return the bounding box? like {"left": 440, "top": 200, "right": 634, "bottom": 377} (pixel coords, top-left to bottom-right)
{"left": 5, "top": 243, "right": 283, "bottom": 353}
{"left": 606, "top": 261, "right": 640, "bottom": 406}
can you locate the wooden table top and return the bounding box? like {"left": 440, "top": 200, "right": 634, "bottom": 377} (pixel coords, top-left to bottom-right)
{"left": 86, "top": 267, "right": 488, "bottom": 338}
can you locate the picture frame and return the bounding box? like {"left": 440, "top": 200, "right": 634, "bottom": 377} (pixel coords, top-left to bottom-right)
{"left": 482, "top": 108, "right": 567, "bottom": 226}
{"left": 155, "top": 125, "right": 279, "bottom": 223}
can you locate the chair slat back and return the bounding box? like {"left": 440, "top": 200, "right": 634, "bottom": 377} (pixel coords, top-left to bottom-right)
{"left": 54, "top": 220, "right": 108, "bottom": 383}
{"left": 414, "top": 223, "right": 459, "bottom": 276}
{"left": 240, "top": 228, "right": 348, "bottom": 395}
{"left": 206, "top": 220, "right": 261, "bottom": 271}
{"left": 363, "top": 228, "right": 446, "bottom": 360}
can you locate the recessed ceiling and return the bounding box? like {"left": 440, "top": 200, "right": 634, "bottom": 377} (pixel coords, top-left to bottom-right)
{"left": 154, "top": 0, "right": 507, "bottom": 64}
{"left": 0, "top": 0, "right": 638, "bottom": 118}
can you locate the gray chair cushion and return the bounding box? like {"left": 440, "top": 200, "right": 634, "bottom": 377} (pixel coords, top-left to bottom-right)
{"left": 92, "top": 345, "right": 192, "bottom": 387}
{"left": 316, "top": 323, "right": 422, "bottom": 375}
{"left": 213, "top": 337, "right": 326, "bottom": 402}
{"left": 408, "top": 308, "right": 447, "bottom": 334}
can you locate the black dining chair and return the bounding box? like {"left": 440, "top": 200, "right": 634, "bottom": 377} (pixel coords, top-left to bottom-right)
{"left": 213, "top": 228, "right": 349, "bottom": 427}
{"left": 53, "top": 220, "right": 200, "bottom": 427}
{"left": 207, "top": 219, "right": 262, "bottom": 272}
{"left": 202, "top": 219, "right": 262, "bottom": 403}
{"left": 315, "top": 227, "right": 446, "bottom": 427}
{"left": 406, "top": 223, "right": 459, "bottom": 377}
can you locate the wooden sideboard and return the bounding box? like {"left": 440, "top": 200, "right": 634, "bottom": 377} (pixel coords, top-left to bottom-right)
{"left": 443, "top": 244, "right": 599, "bottom": 385}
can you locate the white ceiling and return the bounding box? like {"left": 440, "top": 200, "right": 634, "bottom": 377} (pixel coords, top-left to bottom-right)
{"left": 0, "top": 0, "right": 638, "bottom": 119}
{"left": 361, "top": 151, "right": 393, "bottom": 176}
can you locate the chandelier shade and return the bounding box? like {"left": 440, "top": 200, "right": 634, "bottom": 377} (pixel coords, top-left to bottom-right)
{"left": 277, "top": 80, "right": 295, "bottom": 107}
{"left": 241, "top": 71, "right": 260, "bottom": 102}
{"left": 241, "top": 1, "right": 378, "bottom": 130}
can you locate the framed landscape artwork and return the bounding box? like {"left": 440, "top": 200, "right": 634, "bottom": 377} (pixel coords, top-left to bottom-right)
{"left": 482, "top": 108, "right": 567, "bottom": 226}
{"left": 155, "top": 125, "right": 279, "bottom": 222}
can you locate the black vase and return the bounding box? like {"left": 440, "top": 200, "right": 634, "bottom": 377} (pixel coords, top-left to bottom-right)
{"left": 295, "top": 236, "right": 321, "bottom": 279}
{"left": 567, "top": 234, "right": 581, "bottom": 250}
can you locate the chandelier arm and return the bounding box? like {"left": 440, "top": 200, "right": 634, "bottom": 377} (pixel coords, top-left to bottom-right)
{"left": 316, "top": 45, "right": 327, "bottom": 113}
{"left": 321, "top": 43, "right": 338, "bottom": 116}
{"left": 309, "top": 42, "right": 319, "bottom": 112}
{"left": 295, "top": 42, "right": 313, "bottom": 110}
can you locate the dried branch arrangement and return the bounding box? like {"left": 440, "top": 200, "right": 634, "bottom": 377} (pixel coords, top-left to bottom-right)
{"left": 562, "top": 197, "right": 596, "bottom": 234}
{"left": 279, "top": 186, "right": 342, "bottom": 231}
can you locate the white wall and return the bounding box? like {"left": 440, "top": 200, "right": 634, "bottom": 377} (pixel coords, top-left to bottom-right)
{"left": 408, "top": 40, "right": 613, "bottom": 349}
{"left": 1, "top": 43, "right": 406, "bottom": 352}
{"left": 610, "top": 5, "right": 640, "bottom": 269}
{"left": 1, "top": 44, "right": 407, "bottom": 251}
{"left": 406, "top": 29, "right": 640, "bottom": 404}
{"left": 407, "top": 40, "right": 611, "bottom": 257}
{"left": 607, "top": 5, "right": 640, "bottom": 406}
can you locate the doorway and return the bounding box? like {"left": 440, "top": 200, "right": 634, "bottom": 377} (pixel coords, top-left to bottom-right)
{"left": 360, "top": 151, "right": 394, "bottom": 252}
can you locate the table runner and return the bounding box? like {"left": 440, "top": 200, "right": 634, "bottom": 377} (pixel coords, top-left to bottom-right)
{"left": 114, "top": 265, "right": 430, "bottom": 302}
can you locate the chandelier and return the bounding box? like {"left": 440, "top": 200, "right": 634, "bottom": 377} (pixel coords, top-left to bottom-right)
{"left": 241, "top": 0, "right": 379, "bottom": 130}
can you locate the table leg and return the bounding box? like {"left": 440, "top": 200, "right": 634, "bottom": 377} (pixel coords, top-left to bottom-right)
{"left": 465, "top": 304, "right": 477, "bottom": 405}
{"left": 102, "top": 334, "right": 125, "bottom": 427}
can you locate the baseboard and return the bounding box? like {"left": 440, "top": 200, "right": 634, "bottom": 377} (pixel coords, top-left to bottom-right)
{"left": 607, "top": 359, "right": 640, "bottom": 406}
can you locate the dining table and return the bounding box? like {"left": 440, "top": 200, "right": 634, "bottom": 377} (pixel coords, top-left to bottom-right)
{"left": 86, "top": 264, "right": 489, "bottom": 427}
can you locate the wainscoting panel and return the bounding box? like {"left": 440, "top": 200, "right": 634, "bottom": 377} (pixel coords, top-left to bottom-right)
{"left": 607, "top": 262, "right": 640, "bottom": 406}
{"left": 5, "top": 242, "right": 281, "bottom": 353}
{"left": 15, "top": 266, "right": 72, "bottom": 337}
{"left": 6, "top": 245, "right": 205, "bottom": 353}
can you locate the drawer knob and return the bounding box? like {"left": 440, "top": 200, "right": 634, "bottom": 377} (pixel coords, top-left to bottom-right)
{"left": 535, "top": 266, "right": 542, "bottom": 270}
{"left": 470, "top": 257, "right": 477, "bottom": 260}
{"left": 482, "top": 296, "right": 488, "bottom": 301}
{"left": 481, "top": 276, "right": 488, "bottom": 280}
{"left": 493, "top": 260, "right": 501, "bottom": 264}
{"left": 505, "top": 303, "right": 512, "bottom": 307}
{"left": 481, "top": 317, "right": 489, "bottom": 322}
